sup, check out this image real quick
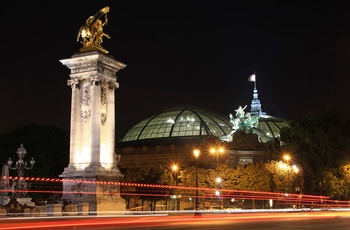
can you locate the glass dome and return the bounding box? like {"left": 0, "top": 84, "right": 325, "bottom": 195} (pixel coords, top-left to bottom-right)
{"left": 118, "top": 106, "right": 289, "bottom": 146}
{"left": 254, "top": 114, "right": 290, "bottom": 143}
{"left": 119, "top": 106, "right": 232, "bottom": 143}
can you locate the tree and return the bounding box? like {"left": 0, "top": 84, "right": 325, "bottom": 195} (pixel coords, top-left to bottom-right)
{"left": 280, "top": 110, "right": 350, "bottom": 196}
{"left": 339, "top": 163, "right": 350, "bottom": 199}
{"left": 231, "top": 162, "right": 272, "bottom": 192}
{"left": 134, "top": 169, "right": 172, "bottom": 211}
{"left": 120, "top": 167, "right": 142, "bottom": 209}
{"left": 178, "top": 166, "right": 212, "bottom": 205}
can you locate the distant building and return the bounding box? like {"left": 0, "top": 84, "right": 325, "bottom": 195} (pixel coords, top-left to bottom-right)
{"left": 116, "top": 84, "right": 289, "bottom": 170}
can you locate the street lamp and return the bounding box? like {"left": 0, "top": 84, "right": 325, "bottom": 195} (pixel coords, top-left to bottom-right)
{"left": 216, "top": 177, "right": 223, "bottom": 206}
{"left": 171, "top": 164, "right": 178, "bottom": 186}
{"left": 171, "top": 164, "right": 179, "bottom": 211}
{"left": 283, "top": 154, "right": 290, "bottom": 163}
{"left": 282, "top": 154, "right": 291, "bottom": 193}
{"left": 280, "top": 155, "right": 299, "bottom": 194}
{"left": 193, "top": 149, "right": 201, "bottom": 217}
{"left": 211, "top": 147, "right": 225, "bottom": 197}
{"left": 7, "top": 144, "right": 35, "bottom": 198}
{"left": 210, "top": 147, "right": 225, "bottom": 170}
{"left": 279, "top": 161, "right": 290, "bottom": 193}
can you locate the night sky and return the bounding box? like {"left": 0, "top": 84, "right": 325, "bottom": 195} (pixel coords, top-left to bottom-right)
{"left": 1, "top": 1, "right": 350, "bottom": 141}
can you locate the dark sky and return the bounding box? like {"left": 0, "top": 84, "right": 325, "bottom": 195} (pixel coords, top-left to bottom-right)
{"left": 1, "top": 1, "right": 350, "bottom": 141}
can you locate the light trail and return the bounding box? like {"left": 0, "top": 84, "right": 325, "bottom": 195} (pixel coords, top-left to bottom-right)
{"left": 1, "top": 211, "right": 350, "bottom": 230}
{"left": 3, "top": 175, "right": 349, "bottom": 209}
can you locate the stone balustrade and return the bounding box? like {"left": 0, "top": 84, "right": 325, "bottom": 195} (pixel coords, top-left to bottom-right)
{"left": 0, "top": 203, "right": 90, "bottom": 217}
{"left": 33, "top": 206, "right": 47, "bottom": 216}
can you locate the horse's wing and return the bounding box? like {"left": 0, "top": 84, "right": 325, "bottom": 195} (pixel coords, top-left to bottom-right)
{"left": 90, "top": 6, "right": 110, "bottom": 27}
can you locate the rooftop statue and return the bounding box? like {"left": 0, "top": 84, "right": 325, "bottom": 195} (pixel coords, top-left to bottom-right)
{"left": 77, "top": 6, "right": 111, "bottom": 53}
{"left": 229, "top": 105, "right": 259, "bottom": 135}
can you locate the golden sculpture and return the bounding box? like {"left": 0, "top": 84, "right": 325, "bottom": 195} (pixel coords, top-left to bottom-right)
{"left": 77, "top": 6, "right": 111, "bottom": 53}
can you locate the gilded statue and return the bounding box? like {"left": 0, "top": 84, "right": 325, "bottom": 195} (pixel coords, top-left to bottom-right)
{"left": 77, "top": 6, "right": 111, "bottom": 53}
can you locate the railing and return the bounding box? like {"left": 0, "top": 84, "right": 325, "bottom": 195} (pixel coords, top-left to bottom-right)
{"left": 64, "top": 204, "right": 78, "bottom": 216}
{"left": 32, "top": 206, "right": 47, "bottom": 217}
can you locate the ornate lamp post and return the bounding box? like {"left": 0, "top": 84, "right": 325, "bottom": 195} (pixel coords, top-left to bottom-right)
{"left": 7, "top": 144, "right": 35, "bottom": 197}
{"left": 193, "top": 149, "right": 201, "bottom": 216}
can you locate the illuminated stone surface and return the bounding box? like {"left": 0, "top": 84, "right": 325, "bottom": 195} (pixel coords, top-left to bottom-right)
{"left": 59, "top": 50, "right": 126, "bottom": 215}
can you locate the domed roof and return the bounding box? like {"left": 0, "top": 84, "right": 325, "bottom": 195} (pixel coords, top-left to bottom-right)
{"left": 118, "top": 106, "right": 289, "bottom": 147}
{"left": 118, "top": 106, "right": 232, "bottom": 146}
{"left": 254, "top": 114, "right": 290, "bottom": 143}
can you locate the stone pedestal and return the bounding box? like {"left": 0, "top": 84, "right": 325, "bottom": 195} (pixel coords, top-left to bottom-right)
{"left": 60, "top": 167, "right": 126, "bottom": 215}
{"left": 231, "top": 133, "right": 260, "bottom": 149}
{"left": 60, "top": 50, "right": 126, "bottom": 215}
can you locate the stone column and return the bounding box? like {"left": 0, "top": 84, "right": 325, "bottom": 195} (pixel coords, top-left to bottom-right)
{"left": 107, "top": 81, "right": 119, "bottom": 168}
{"left": 67, "top": 79, "right": 80, "bottom": 170}
{"left": 89, "top": 75, "right": 102, "bottom": 166}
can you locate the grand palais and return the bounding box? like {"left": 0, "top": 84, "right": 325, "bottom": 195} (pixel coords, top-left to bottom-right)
{"left": 116, "top": 86, "right": 289, "bottom": 171}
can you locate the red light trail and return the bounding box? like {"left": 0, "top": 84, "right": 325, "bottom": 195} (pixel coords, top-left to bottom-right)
{"left": 3, "top": 175, "right": 347, "bottom": 208}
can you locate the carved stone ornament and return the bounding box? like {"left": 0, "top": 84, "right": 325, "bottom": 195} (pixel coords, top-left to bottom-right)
{"left": 67, "top": 79, "right": 80, "bottom": 88}
{"left": 90, "top": 75, "right": 104, "bottom": 88}
{"left": 97, "top": 64, "right": 115, "bottom": 76}
{"left": 102, "top": 184, "right": 118, "bottom": 199}
{"left": 71, "top": 182, "right": 88, "bottom": 198}
{"left": 108, "top": 80, "right": 119, "bottom": 90}
{"left": 100, "top": 86, "right": 108, "bottom": 125}
{"left": 101, "top": 86, "right": 107, "bottom": 105}
{"left": 81, "top": 86, "right": 91, "bottom": 123}
{"left": 71, "top": 65, "right": 97, "bottom": 74}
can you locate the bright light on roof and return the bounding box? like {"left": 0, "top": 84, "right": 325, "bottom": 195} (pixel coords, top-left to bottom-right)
{"left": 166, "top": 118, "right": 175, "bottom": 124}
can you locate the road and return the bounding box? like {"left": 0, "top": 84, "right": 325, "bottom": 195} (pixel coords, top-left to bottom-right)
{"left": 1, "top": 211, "right": 350, "bottom": 230}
